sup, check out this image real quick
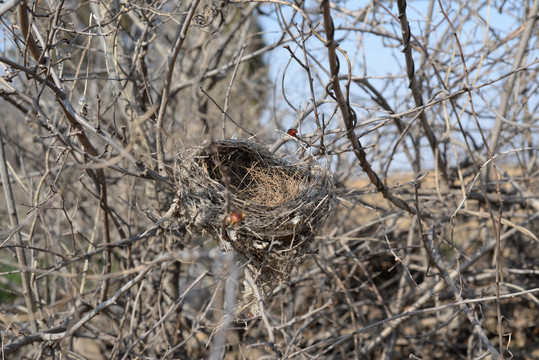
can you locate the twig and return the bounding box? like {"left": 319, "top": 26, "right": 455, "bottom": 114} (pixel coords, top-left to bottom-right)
{"left": 396, "top": 0, "right": 448, "bottom": 183}
{"left": 0, "top": 129, "right": 38, "bottom": 335}
{"left": 120, "top": 270, "right": 209, "bottom": 360}
{"left": 2, "top": 254, "right": 170, "bottom": 355}
{"left": 199, "top": 87, "right": 255, "bottom": 136}
{"left": 244, "top": 269, "right": 282, "bottom": 359}
{"left": 221, "top": 17, "right": 250, "bottom": 139}
{"left": 349, "top": 210, "right": 539, "bottom": 357}
{"left": 351, "top": 234, "right": 500, "bottom": 357}
{"left": 435, "top": 2, "right": 508, "bottom": 355}
{"left": 320, "top": 0, "right": 423, "bottom": 217}
{"left": 489, "top": 0, "right": 539, "bottom": 150}
{"left": 413, "top": 187, "right": 500, "bottom": 359}
{"left": 155, "top": 0, "right": 202, "bottom": 177}
{"left": 17, "top": 1, "right": 41, "bottom": 64}
{"left": 0, "top": 56, "right": 171, "bottom": 187}
{"left": 0, "top": 0, "right": 23, "bottom": 17}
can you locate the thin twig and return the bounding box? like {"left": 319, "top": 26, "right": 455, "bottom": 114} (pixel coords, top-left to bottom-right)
{"left": 2, "top": 267, "right": 144, "bottom": 353}
{"left": 489, "top": 0, "right": 539, "bottom": 150}
{"left": 320, "top": 0, "right": 423, "bottom": 217}
{"left": 0, "top": 129, "right": 38, "bottom": 335}
{"left": 155, "top": 0, "right": 202, "bottom": 177}
{"left": 396, "top": 0, "right": 448, "bottom": 183}
{"left": 120, "top": 270, "right": 209, "bottom": 360}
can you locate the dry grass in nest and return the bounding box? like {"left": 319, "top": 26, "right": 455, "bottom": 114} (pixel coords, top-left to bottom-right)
{"left": 235, "top": 165, "right": 308, "bottom": 205}
{"left": 173, "top": 139, "right": 335, "bottom": 309}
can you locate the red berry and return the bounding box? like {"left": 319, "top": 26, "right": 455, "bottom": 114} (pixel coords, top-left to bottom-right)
{"left": 287, "top": 129, "right": 298, "bottom": 137}
{"left": 226, "top": 209, "right": 245, "bottom": 225}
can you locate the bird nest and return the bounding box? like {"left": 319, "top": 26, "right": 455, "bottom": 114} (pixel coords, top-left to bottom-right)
{"left": 173, "top": 140, "right": 335, "bottom": 313}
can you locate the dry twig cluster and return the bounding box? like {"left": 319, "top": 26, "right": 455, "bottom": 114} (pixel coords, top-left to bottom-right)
{"left": 0, "top": 0, "right": 538, "bottom": 359}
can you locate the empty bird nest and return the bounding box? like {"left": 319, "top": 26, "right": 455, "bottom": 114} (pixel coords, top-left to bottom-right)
{"left": 173, "top": 139, "right": 335, "bottom": 304}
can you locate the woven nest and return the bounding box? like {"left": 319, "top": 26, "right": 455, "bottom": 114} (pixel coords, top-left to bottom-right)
{"left": 174, "top": 140, "right": 335, "bottom": 303}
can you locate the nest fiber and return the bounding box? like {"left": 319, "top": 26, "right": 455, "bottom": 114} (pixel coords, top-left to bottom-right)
{"left": 175, "top": 140, "right": 334, "bottom": 289}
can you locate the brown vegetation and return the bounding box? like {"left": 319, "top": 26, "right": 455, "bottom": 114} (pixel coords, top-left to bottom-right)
{"left": 0, "top": 0, "right": 538, "bottom": 359}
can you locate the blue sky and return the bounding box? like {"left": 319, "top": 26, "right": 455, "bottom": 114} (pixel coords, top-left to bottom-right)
{"left": 252, "top": 1, "right": 537, "bottom": 170}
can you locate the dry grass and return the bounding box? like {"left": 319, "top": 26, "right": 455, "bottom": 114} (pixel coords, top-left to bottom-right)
{"left": 236, "top": 165, "right": 308, "bottom": 206}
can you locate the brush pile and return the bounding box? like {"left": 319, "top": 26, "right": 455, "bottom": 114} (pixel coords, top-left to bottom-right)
{"left": 173, "top": 140, "right": 334, "bottom": 312}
